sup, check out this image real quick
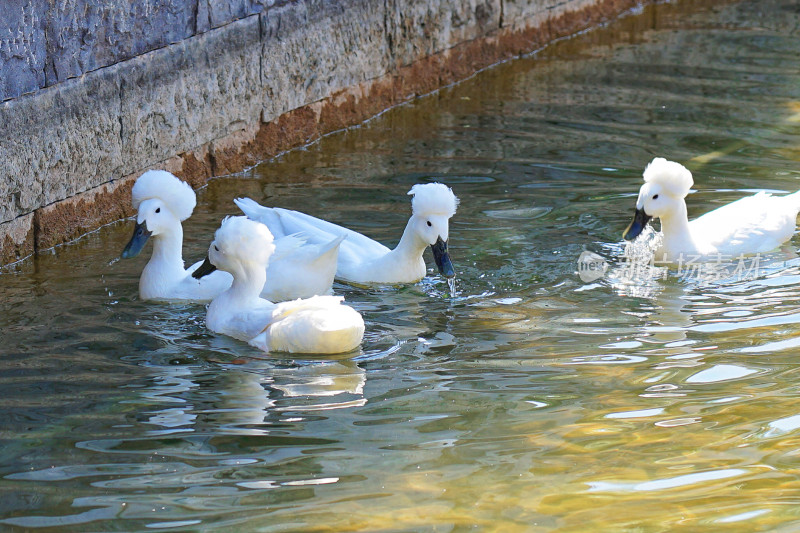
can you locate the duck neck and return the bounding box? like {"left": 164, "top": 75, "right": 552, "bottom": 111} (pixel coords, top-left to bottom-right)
{"left": 391, "top": 216, "right": 428, "bottom": 260}
{"left": 375, "top": 216, "right": 428, "bottom": 282}
{"left": 143, "top": 223, "right": 186, "bottom": 283}
{"left": 225, "top": 265, "right": 266, "bottom": 306}
{"left": 658, "top": 199, "right": 694, "bottom": 257}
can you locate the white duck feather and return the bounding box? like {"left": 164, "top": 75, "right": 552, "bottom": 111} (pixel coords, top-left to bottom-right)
{"left": 121, "top": 170, "right": 342, "bottom": 302}
{"left": 234, "top": 182, "right": 459, "bottom": 284}
{"left": 623, "top": 158, "right": 800, "bottom": 261}
{"left": 203, "top": 216, "right": 364, "bottom": 354}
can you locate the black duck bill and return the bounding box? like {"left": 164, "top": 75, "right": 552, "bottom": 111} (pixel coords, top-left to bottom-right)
{"left": 121, "top": 221, "right": 152, "bottom": 258}
{"left": 192, "top": 256, "right": 217, "bottom": 279}
{"left": 431, "top": 236, "right": 455, "bottom": 278}
{"left": 623, "top": 207, "right": 653, "bottom": 241}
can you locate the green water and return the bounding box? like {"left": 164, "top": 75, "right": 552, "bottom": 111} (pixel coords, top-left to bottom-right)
{"left": 4, "top": 0, "right": 800, "bottom": 530}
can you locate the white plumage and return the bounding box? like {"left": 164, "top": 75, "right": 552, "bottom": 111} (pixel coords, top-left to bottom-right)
{"left": 409, "top": 182, "right": 459, "bottom": 218}
{"left": 132, "top": 170, "right": 196, "bottom": 221}
{"left": 235, "top": 182, "right": 459, "bottom": 284}
{"left": 204, "top": 217, "right": 365, "bottom": 354}
{"left": 121, "top": 170, "right": 342, "bottom": 302}
{"left": 642, "top": 158, "right": 693, "bottom": 199}
{"left": 623, "top": 158, "right": 800, "bottom": 261}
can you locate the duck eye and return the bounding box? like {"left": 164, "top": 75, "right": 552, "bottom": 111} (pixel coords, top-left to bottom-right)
{"left": 155, "top": 207, "right": 161, "bottom": 213}
{"left": 214, "top": 245, "right": 219, "bottom": 252}
{"left": 652, "top": 194, "right": 659, "bottom": 200}
{"left": 426, "top": 220, "right": 432, "bottom": 227}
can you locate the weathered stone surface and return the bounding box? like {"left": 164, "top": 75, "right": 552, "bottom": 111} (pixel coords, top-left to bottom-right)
{"left": 197, "top": 0, "right": 286, "bottom": 32}
{"left": 0, "top": 0, "right": 47, "bottom": 100}
{"left": 0, "top": 214, "right": 34, "bottom": 265}
{"left": 0, "top": 69, "right": 123, "bottom": 222}
{"left": 387, "top": 0, "right": 502, "bottom": 68}
{"left": 260, "top": 0, "right": 391, "bottom": 123}
{"left": 42, "top": 0, "right": 197, "bottom": 87}
{"left": 0, "top": 0, "right": 293, "bottom": 101}
{"left": 33, "top": 176, "right": 136, "bottom": 251}
{"left": 0, "top": 0, "right": 652, "bottom": 264}
{"left": 118, "top": 14, "right": 262, "bottom": 178}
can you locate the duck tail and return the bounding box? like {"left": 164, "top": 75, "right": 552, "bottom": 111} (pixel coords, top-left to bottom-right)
{"left": 235, "top": 197, "right": 284, "bottom": 236}
{"left": 787, "top": 190, "right": 800, "bottom": 212}
{"left": 313, "top": 234, "right": 346, "bottom": 265}
{"left": 234, "top": 197, "right": 263, "bottom": 217}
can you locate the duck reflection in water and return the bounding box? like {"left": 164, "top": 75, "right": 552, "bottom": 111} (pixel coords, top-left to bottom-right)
{"left": 140, "top": 360, "right": 367, "bottom": 437}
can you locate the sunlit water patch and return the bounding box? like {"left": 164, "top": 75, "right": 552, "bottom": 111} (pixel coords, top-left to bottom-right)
{"left": 4, "top": 0, "right": 800, "bottom": 530}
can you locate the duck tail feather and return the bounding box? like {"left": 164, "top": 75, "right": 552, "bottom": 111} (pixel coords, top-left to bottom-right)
{"left": 235, "top": 197, "right": 287, "bottom": 237}
{"left": 786, "top": 190, "right": 800, "bottom": 211}
{"left": 234, "top": 197, "right": 263, "bottom": 216}
{"left": 316, "top": 234, "right": 346, "bottom": 260}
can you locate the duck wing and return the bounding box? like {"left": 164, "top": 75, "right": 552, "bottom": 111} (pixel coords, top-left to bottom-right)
{"left": 235, "top": 197, "right": 288, "bottom": 238}
{"left": 691, "top": 192, "right": 799, "bottom": 254}
{"left": 235, "top": 197, "right": 390, "bottom": 263}
{"left": 257, "top": 295, "right": 365, "bottom": 354}
{"left": 263, "top": 233, "right": 343, "bottom": 301}
{"left": 211, "top": 300, "right": 277, "bottom": 342}
{"left": 272, "top": 208, "right": 391, "bottom": 258}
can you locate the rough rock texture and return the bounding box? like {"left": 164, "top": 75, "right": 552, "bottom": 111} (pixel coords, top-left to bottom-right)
{"left": 0, "top": 0, "right": 647, "bottom": 265}
{"left": 0, "top": 0, "right": 46, "bottom": 101}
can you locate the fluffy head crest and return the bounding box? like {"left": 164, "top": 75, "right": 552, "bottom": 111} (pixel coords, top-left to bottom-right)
{"left": 131, "top": 170, "right": 196, "bottom": 221}
{"left": 642, "top": 158, "right": 694, "bottom": 198}
{"left": 408, "top": 182, "right": 459, "bottom": 218}
{"left": 215, "top": 216, "right": 275, "bottom": 266}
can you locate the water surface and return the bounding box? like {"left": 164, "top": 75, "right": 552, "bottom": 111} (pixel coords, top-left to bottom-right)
{"left": 4, "top": 0, "right": 800, "bottom": 530}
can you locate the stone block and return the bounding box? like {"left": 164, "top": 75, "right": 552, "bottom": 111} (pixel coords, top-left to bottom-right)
{"left": 386, "top": 0, "right": 501, "bottom": 68}
{"left": 0, "top": 213, "right": 34, "bottom": 265}
{"left": 197, "top": 0, "right": 286, "bottom": 33}
{"left": 42, "top": 0, "right": 197, "bottom": 85}
{"left": 0, "top": 0, "right": 47, "bottom": 101}
{"left": 0, "top": 69, "right": 123, "bottom": 223}
{"left": 260, "top": 0, "right": 392, "bottom": 123}
{"left": 33, "top": 177, "right": 136, "bottom": 251}
{"left": 118, "top": 15, "right": 263, "bottom": 178}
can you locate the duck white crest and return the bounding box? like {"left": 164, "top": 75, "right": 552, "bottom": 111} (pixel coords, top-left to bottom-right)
{"left": 409, "top": 182, "right": 459, "bottom": 218}
{"left": 132, "top": 170, "right": 196, "bottom": 221}
{"left": 642, "top": 157, "right": 694, "bottom": 200}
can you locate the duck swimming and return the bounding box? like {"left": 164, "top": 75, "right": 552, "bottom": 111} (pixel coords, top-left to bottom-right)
{"left": 195, "top": 216, "right": 365, "bottom": 354}
{"left": 623, "top": 158, "right": 800, "bottom": 262}
{"left": 234, "top": 183, "right": 459, "bottom": 285}
{"left": 121, "top": 170, "right": 342, "bottom": 302}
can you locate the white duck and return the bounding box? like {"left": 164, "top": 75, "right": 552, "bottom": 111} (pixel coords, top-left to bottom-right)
{"left": 234, "top": 183, "right": 459, "bottom": 284}
{"left": 623, "top": 157, "right": 800, "bottom": 262}
{"left": 197, "top": 216, "right": 365, "bottom": 354}
{"left": 120, "top": 170, "right": 342, "bottom": 302}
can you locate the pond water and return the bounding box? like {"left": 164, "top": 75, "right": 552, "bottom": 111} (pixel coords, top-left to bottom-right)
{"left": 4, "top": 0, "right": 800, "bottom": 530}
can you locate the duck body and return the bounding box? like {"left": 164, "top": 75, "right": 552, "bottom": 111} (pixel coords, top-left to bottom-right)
{"left": 659, "top": 191, "right": 800, "bottom": 260}
{"left": 121, "top": 170, "right": 340, "bottom": 302}
{"left": 137, "top": 231, "right": 232, "bottom": 302}
{"left": 202, "top": 217, "right": 364, "bottom": 354}
{"left": 234, "top": 182, "right": 459, "bottom": 285}
{"left": 623, "top": 158, "right": 800, "bottom": 262}
{"left": 237, "top": 202, "right": 426, "bottom": 284}
{"left": 208, "top": 292, "right": 364, "bottom": 354}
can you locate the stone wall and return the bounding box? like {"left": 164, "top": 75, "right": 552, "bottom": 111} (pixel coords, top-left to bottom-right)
{"left": 0, "top": 0, "right": 645, "bottom": 264}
